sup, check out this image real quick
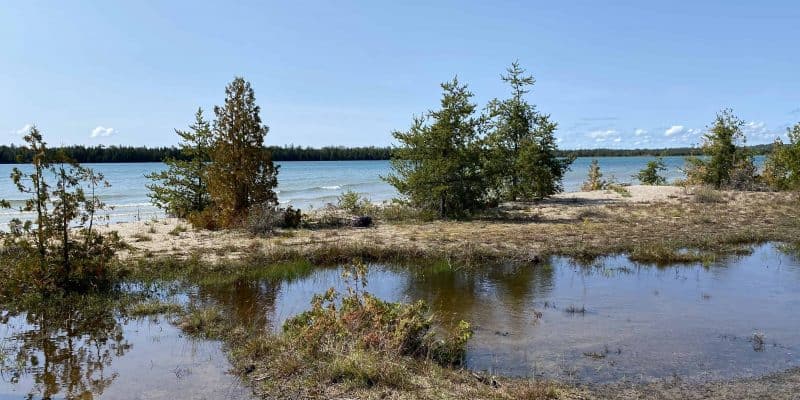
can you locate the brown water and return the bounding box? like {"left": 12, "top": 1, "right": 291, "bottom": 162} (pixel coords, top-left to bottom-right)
{"left": 2, "top": 243, "right": 799, "bottom": 398}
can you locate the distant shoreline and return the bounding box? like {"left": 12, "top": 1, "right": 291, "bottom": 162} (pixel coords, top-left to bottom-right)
{"left": 0, "top": 143, "right": 774, "bottom": 164}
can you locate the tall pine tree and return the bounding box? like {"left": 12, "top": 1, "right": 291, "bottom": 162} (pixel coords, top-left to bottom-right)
{"left": 207, "top": 77, "right": 278, "bottom": 226}
{"left": 385, "top": 77, "right": 484, "bottom": 219}
{"left": 485, "top": 62, "right": 572, "bottom": 200}
{"left": 146, "top": 108, "right": 213, "bottom": 218}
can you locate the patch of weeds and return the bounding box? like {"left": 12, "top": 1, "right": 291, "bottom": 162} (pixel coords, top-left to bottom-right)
{"left": 607, "top": 183, "right": 631, "bottom": 198}
{"left": 693, "top": 186, "right": 725, "bottom": 203}
{"left": 628, "top": 243, "right": 707, "bottom": 265}
{"left": 178, "top": 306, "right": 226, "bottom": 339}
{"left": 169, "top": 224, "right": 188, "bottom": 236}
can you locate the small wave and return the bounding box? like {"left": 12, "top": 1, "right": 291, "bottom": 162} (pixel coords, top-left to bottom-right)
{"left": 320, "top": 185, "right": 341, "bottom": 190}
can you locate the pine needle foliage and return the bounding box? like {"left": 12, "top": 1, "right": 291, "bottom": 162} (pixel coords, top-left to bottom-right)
{"left": 385, "top": 77, "right": 484, "bottom": 219}
{"left": 636, "top": 157, "right": 667, "bottom": 185}
{"left": 484, "top": 61, "right": 572, "bottom": 200}
{"left": 146, "top": 108, "right": 213, "bottom": 219}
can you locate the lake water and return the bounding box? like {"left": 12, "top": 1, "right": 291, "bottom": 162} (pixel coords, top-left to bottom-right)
{"left": 0, "top": 156, "right": 765, "bottom": 226}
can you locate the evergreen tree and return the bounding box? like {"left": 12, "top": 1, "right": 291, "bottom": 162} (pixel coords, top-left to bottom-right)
{"left": 763, "top": 122, "right": 800, "bottom": 190}
{"left": 146, "top": 108, "right": 213, "bottom": 218}
{"left": 485, "top": 62, "right": 571, "bottom": 200}
{"left": 581, "top": 159, "right": 605, "bottom": 191}
{"left": 636, "top": 157, "right": 667, "bottom": 185}
{"left": 385, "top": 77, "right": 484, "bottom": 219}
{"left": 207, "top": 77, "right": 279, "bottom": 226}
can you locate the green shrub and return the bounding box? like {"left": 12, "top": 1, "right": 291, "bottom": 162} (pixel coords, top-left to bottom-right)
{"left": 763, "top": 122, "right": 800, "bottom": 191}
{"left": 636, "top": 157, "right": 667, "bottom": 185}
{"left": 581, "top": 159, "right": 605, "bottom": 191}
{"left": 283, "top": 262, "right": 472, "bottom": 368}
{"left": 337, "top": 190, "right": 373, "bottom": 215}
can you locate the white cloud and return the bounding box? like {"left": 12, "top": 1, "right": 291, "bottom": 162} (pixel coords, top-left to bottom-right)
{"left": 634, "top": 128, "right": 647, "bottom": 136}
{"left": 664, "top": 125, "right": 685, "bottom": 137}
{"left": 588, "top": 129, "right": 616, "bottom": 139}
{"left": 11, "top": 123, "right": 33, "bottom": 136}
{"left": 90, "top": 126, "right": 116, "bottom": 138}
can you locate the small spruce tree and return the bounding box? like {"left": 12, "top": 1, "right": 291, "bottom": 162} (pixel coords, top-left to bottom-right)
{"left": 146, "top": 108, "right": 213, "bottom": 219}
{"left": 636, "top": 157, "right": 667, "bottom": 185}
{"left": 385, "top": 77, "right": 484, "bottom": 219}
{"left": 485, "top": 62, "right": 572, "bottom": 200}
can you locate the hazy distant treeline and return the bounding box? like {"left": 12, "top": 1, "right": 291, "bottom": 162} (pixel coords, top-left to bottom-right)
{"left": 0, "top": 143, "right": 773, "bottom": 164}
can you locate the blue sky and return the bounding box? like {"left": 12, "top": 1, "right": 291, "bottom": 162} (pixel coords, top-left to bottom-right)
{"left": 2, "top": 1, "right": 799, "bottom": 149}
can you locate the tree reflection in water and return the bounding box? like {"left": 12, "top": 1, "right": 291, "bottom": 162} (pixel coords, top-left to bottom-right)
{"left": 0, "top": 296, "right": 131, "bottom": 399}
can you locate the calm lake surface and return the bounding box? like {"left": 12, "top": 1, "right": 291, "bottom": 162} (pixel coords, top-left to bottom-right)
{"left": 0, "top": 156, "right": 766, "bottom": 226}
{"left": 2, "top": 244, "right": 799, "bottom": 398}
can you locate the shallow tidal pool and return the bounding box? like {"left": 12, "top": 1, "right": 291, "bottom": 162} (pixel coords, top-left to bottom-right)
{"left": 2, "top": 243, "right": 799, "bottom": 398}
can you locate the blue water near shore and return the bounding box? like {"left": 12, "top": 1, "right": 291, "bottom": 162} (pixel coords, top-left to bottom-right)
{"left": 0, "top": 156, "right": 765, "bottom": 226}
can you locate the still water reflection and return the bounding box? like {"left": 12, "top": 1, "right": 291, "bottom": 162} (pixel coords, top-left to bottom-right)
{"left": 2, "top": 244, "right": 799, "bottom": 398}
{"left": 195, "top": 243, "right": 800, "bottom": 383}
{"left": 0, "top": 297, "right": 252, "bottom": 400}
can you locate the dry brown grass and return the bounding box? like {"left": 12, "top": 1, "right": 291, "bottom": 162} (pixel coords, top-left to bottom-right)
{"left": 112, "top": 189, "right": 800, "bottom": 266}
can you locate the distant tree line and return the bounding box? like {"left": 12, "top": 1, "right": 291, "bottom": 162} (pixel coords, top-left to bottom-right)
{"left": 0, "top": 142, "right": 775, "bottom": 164}
{"left": 0, "top": 144, "right": 392, "bottom": 163}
